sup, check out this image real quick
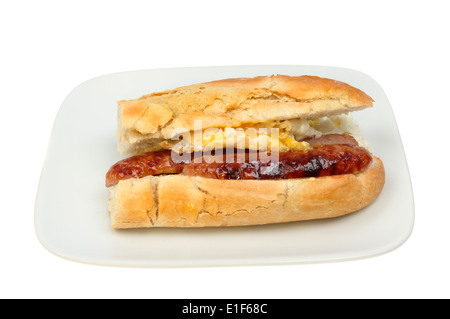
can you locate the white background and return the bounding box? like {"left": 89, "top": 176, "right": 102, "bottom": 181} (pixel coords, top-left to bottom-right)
{"left": 1, "top": 0, "right": 448, "bottom": 299}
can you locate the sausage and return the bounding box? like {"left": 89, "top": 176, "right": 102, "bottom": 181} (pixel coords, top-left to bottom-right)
{"left": 105, "top": 150, "right": 185, "bottom": 187}
{"left": 183, "top": 145, "right": 372, "bottom": 180}
{"left": 106, "top": 138, "right": 372, "bottom": 187}
{"left": 303, "top": 133, "right": 359, "bottom": 147}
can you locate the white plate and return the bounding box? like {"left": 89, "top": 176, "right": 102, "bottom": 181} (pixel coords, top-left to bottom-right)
{"left": 34, "top": 65, "right": 414, "bottom": 267}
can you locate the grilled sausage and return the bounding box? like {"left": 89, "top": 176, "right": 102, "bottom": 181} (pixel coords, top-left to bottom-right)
{"left": 106, "top": 134, "right": 372, "bottom": 187}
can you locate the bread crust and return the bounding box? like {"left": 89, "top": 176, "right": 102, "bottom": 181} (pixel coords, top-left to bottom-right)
{"left": 117, "top": 75, "right": 374, "bottom": 155}
{"left": 108, "top": 156, "right": 384, "bottom": 229}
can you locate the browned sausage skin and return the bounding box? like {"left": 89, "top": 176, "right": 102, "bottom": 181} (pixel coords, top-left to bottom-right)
{"left": 105, "top": 134, "right": 372, "bottom": 187}
{"left": 178, "top": 144, "right": 372, "bottom": 180}
{"left": 105, "top": 150, "right": 184, "bottom": 187}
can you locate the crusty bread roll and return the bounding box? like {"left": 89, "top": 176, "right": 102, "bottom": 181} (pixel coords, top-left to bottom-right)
{"left": 108, "top": 156, "right": 384, "bottom": 229}
{"left": 106, "top": 74, "right": 384, "bottom": 229}
{"left": 117, "top": 75, "right": 374, "bottom": 155}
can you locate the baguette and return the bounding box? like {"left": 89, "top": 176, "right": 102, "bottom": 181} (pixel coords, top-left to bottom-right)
{"left": 117, "top": 75, "right": 374, "bottom": 155}
{"left": 106, "top": 74, "right": 384, "bottom": 229}
{"left": 108, "top": 157, "right": 384, "bottom": 229}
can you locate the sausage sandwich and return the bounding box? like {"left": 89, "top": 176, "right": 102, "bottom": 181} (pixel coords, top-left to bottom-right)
{"left": 105, "top": 75, "right": 385, "bottom": 229}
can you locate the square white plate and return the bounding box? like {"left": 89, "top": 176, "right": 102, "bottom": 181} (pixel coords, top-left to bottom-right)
{"left": 34, "top": 65, "right": 414, "bottom": 267}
